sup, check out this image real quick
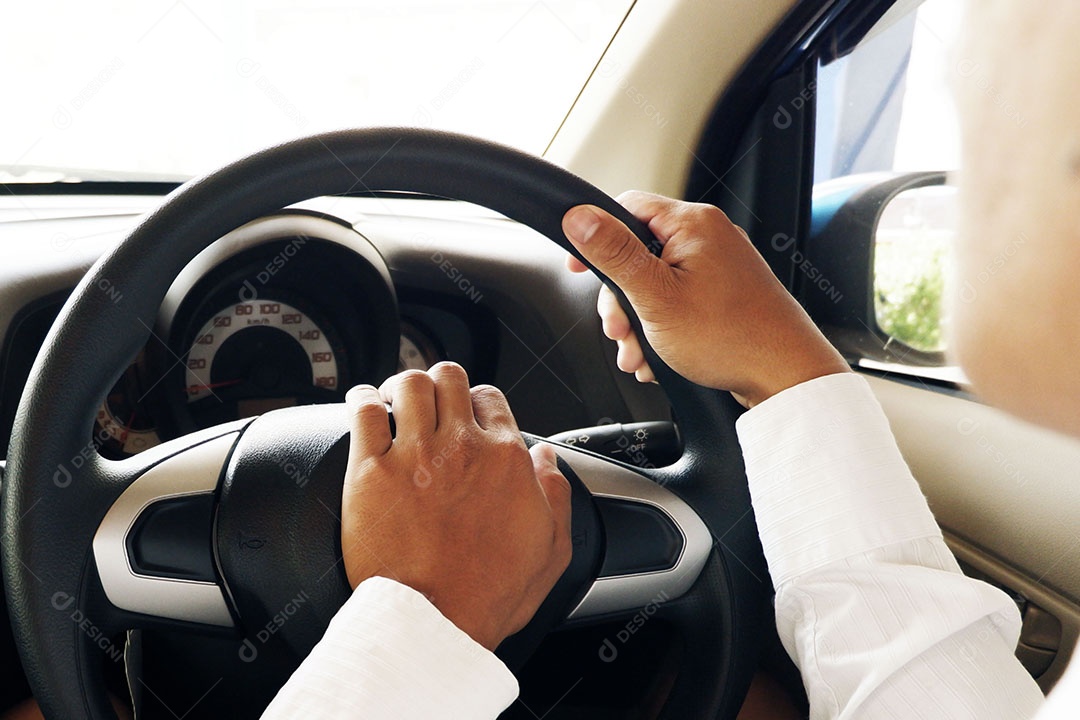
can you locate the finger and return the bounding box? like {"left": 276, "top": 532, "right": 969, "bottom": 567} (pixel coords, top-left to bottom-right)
{"left": 616, "top": 334, "right": 646, "bottom": 374}
{"left": 615, "top": 190, "right": 684, "bottom": 231}
{"left": 562, "top": 205, "right": 668, "bottom": 306}
{"left": 471, "top": 384, "right": 521, "bottom": 436}
{"left": 619, "top": 191, "right": 744, "bottom": 252}
{"left": 530, "top": 443, "right": 572, "bottom": 568}
{"left": 428, "top": 362, "right": 473, "bottom": 427}
{"left": 634, "top": 364, "right": 656, "bottom": 384}
{"left": 597, "top": 285, "right": 631, "bottom": 341}
{"left": 564, "top": 254, "right": 589, "bottom": 273}
{"left": 379, "top": 370, "right": 437, "bottom": 440}
{"left": 345, "top": 385, "right": 393, "bottom": 457}
{"left": 617, "top": 190, "right": 712, "bottom": 242}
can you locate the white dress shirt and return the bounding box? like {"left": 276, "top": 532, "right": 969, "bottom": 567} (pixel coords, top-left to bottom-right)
{"left": 261, "top": 576, "right": 517, "bottom": 718}
{"left": 263, "top": 371, "right": 1079, "bottom": 718}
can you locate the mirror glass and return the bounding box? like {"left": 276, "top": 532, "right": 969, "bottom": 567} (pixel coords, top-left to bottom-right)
{"left": 873, "top": 184, "right": 957, "bottom": 355}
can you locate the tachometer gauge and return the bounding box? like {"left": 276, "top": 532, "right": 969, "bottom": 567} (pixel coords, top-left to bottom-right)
{"left": 184, "top": 299, "right": 345, "bottom": 427}
{"left": 398, "top": 320, "right": 443, "bottom": 371}
{"left": 95, "top": 349, "right": 161, "bottom": 458}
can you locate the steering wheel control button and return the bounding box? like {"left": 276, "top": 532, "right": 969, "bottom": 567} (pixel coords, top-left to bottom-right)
{"left": 595, "top": 498, "right": 683, "bottom": 576}
{"left": 93, "top": 430, "right": 242, "bottom": 627}
{"left": 548, "top": 421, "right": 681, "bottom": 468}
{"left": 550, "top": 443, "right": 711, "bottom": 620}
{"left": 126, "top": 494, "right": 217, "bottom": 582}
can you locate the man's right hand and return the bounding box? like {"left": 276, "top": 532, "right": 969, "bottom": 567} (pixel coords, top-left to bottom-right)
{"left": 563, "top": 191, "right": 848, "bottom": 408}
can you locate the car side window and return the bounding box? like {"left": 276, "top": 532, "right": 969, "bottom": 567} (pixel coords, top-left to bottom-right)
{"left": 812, "top": 0, "right": 964, "bottom": 378}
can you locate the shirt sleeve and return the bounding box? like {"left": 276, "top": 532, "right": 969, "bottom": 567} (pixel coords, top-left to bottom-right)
{"left": 737, "top": 372, "right": 1046, "bottom": 719}
{"left": 260, "top": 576, "right": 519, "bottom": 719}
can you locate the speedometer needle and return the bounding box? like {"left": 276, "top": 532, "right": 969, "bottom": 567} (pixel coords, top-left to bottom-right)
{"left": 119, "top": 409, "right": 137, "bottom": 444}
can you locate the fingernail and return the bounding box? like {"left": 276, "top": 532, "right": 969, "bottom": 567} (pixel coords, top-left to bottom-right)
{"left": 345, "top": 385, "right": 379, "bottom": 411}
{"left": 564, "top": 206, "right": 601, "bottom": 243}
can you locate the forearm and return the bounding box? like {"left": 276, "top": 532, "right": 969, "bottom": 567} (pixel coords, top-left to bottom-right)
{"left": 738, "top": 373, "right": 1044, "bottom": 718}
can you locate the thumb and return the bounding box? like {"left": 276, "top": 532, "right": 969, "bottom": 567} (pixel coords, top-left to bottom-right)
{"left": 562, "top": 205, "right": 668, "bottom": 306}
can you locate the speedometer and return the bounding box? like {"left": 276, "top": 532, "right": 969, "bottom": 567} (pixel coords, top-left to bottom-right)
{"left": 184, "top": 298, "right": 345, "bottom": 426}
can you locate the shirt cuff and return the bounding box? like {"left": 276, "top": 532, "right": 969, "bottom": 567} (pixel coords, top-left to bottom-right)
{"left": 737, "top": 372, "right": 944, "bottom": 588}
{"left": 262, "top": 576, "right": 518, "bottom": 719}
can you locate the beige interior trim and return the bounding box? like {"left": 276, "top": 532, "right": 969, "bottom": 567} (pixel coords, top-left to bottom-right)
{"left": 866, "top": 374, "right": 1080, "bottom": 603}
{"left": 546, "top": 0, "right": 796, "bottom": 198}
{"left": 868, "top": 373, "right": 1080, "bottom": 689}
{"left": 947, "top": 532, "right": 1080, "bottom": 691}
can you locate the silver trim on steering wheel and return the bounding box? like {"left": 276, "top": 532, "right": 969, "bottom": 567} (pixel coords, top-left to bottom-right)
{"left": 92, "top": 433, "right": 237, "bottom": 627}
{"left": 549, "top": 443, "right": 713, "bottom": 620}
{"left": 93, "top": 432, "right": 711, "bottom": 626}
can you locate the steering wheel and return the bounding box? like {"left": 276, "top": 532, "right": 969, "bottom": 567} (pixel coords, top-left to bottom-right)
{"left": 1, "top": 129, "right": 769, "bottom": 719}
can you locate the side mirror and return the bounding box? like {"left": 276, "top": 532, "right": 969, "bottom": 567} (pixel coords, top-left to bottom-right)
{"left": 800, "top": 171, "right": 952, "bottom": 369}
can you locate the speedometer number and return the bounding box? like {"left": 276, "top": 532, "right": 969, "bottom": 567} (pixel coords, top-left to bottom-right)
{"left": 185, "top": 299, "right": 339, "bottom": 402}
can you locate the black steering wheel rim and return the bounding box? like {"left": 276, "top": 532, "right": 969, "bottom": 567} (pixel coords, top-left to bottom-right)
{"left": 2, "top": 128, "right": 768, "bottom": 718}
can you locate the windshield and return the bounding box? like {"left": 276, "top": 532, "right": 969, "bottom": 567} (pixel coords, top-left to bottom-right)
{"left": 2, "top": 0, "right": 632, "bottom": 183}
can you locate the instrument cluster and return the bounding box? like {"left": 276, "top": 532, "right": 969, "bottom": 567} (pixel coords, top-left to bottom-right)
{"left": 93, "top": 213, "right": 445, "bottom": 458}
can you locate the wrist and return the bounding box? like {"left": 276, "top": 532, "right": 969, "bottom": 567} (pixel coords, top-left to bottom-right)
{"left": 427, "top": 596, "right": 507, "bottom": 651}
{"left": 351, "top": 575, "right": 506, "bottom": 649}
{"left": 741, "top": 357, "right": 851, "bottom": 408}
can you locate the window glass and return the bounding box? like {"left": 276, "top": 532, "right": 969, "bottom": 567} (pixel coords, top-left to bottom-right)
{"left": 1, "top": 0, "right": 631, "bottom": 181}
{"left": 815, "top": 0, "right": 962, "bottom": 183}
